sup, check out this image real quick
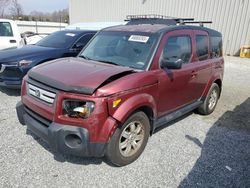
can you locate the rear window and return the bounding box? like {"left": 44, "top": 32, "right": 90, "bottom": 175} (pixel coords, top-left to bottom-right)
{"left": 211, "top": 36, "right": 223, "bottom": 58}
{"left": 196, "top": 35, "right": 209, "bottom": 61}
{"left": 0, "top": 22, "right": 13, "bottom": 37}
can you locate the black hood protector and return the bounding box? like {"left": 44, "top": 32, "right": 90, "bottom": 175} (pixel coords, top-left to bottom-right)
{"left": 28, "top": 69, "right": 135, "bottom": 95}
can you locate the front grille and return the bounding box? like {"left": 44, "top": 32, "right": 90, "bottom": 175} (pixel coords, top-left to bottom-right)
{"left": 28, "top": 83, "right": 56, "bottom": 104}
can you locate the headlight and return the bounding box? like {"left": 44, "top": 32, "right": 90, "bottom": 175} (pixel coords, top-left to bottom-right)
{"left": 2, "top": 62, "right": 18, "bottom": 66}
{"left": 62, "top": 100, "right": 95, "bottom": 119}
{"left": 18, "top": 60, "right": 33, "bottom": 67}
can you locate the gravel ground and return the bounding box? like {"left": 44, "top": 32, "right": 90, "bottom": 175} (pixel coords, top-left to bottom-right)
{"left": 0, "top": 56, "right": 250, "bottom": 188}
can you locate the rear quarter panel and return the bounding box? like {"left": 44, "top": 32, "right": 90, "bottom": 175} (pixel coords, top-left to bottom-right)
{"left": 201, "top": 57, "right": 224, "bottom": 97}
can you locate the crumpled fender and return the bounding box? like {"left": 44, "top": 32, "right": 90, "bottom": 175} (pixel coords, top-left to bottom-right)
{"left": 109, "top": 92, "right": 157, "bottom": 124}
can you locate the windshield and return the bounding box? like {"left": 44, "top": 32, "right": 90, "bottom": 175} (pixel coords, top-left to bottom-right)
{"left": 79, "top": 31, "right": 158, "bottom": 69}
{"left": 36, "top": 31, "right": 79, "bottom": 48}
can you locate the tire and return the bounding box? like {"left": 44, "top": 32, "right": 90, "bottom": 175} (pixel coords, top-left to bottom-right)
{"left": 105, "top": 111, "right": 150, "bottom": 166}
{"left": 197, "top": 83, "right": 220, "bottom": 115}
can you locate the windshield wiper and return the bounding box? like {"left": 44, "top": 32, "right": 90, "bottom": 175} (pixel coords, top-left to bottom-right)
{"left": 78, "top": 56, "right": 120, "bottom": 66}
{"left": 79, "top": 55, "right": 92, "bottom": 60}
{"left": 97, "top": 60, "right": 119, "bottom": 66}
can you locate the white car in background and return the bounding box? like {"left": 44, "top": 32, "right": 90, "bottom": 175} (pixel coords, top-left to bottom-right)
{"left": 22, "top": 31, "right": 48, "bottom": 45}
{"left": 0, "top": 19, "right": 24, "bottom": 50}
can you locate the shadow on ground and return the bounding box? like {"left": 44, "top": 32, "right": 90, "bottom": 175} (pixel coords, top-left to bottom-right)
{"left": 179, "top": 98, "right": 250, "bottom": 187}
{"left": 0, "top": 87, "right": 20, "bottom": 96}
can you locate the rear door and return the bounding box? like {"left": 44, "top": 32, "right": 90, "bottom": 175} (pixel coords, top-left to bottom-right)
{"left": 0, "top": 21, "right": 17, "bottom": 50}
{"left": 191, "top": 30, "right": 212, "bottom": 99}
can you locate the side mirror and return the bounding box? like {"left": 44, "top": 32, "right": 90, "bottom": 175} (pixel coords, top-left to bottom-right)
{"left": 71, "top": 43, "right": 84, "bottom": 52}
{"left": 75, "top": 42, "right": 84, "bottom": 49}
{"left": 160, "top": 58, "right": 183, "bottom": 69}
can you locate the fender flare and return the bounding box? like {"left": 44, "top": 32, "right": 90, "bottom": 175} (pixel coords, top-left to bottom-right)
{"left": 202, "top": 74, "right": 223, "bottom": 98}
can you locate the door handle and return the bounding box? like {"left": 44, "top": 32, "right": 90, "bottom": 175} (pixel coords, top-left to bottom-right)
{"left": 9, "top": 40, "right": 16, "bottom": 43}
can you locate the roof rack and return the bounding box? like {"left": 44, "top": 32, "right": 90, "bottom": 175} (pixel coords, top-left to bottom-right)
{"left": 126, "top": 14, "right": 194, "bottom": 25}
{"left": 125, "top": 14, "right": 212, "bottom": 27}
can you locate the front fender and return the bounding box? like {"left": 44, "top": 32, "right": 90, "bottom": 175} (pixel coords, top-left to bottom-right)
{"left": 109, "top": 93, "right": 157, "bottom": 124}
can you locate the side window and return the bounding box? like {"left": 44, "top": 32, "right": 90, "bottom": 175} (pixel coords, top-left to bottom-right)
{"left": 211, "top": 36, "right": 223, "bottom": 58}
{"left": 0, "top": 22, "right": 14, "bottom": 37}
{"left": 73, "top": 33, "right": 95, "bottom": 49}
{"left": 162, "top": 35, "right": 192, "bottom": 64}
{"left": 196, "top": 35, "right": 209, "bottom": 61}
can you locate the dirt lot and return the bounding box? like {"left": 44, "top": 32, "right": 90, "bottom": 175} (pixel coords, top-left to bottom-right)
{"left": 0, "top": 56, "right": 250, "bottom": 188}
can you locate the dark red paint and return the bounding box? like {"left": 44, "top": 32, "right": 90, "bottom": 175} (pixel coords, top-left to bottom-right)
{"left": 20, "top": 26, "right": 224, "bottom": 144}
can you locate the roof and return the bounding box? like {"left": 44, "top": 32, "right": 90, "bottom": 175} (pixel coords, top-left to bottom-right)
{"left": 60, "top": 29, "right": 97, "bottom": 34}
{"left": 103, "top": 24, "right": 168, "bottom": 33}
{"left": 0, "top": 19, "right": 16, "bottom": 24}
{"left": 102, "top": 24, "right": 222, "bottom": 37}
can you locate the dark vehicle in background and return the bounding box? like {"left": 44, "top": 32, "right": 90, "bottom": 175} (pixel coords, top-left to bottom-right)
{"left": 0, "top": 30, "right": 96, "bottom": 88}
{"left": 16, "top": 15, "right": 224, "bottom": 166}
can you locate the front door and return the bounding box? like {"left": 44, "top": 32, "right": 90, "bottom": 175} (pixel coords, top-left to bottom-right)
{"left": 153, "top": 30, "right": 198, "bottom": 117}
{"left": 0, "top": 21, "right": 17, "bottom": 50}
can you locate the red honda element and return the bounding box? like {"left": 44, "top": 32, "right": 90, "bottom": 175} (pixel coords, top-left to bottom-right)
{"left": 16, "top": 15, "right": 224, "bottom": 166}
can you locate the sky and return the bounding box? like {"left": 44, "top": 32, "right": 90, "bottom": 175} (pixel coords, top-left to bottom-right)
{"left": 19, "top": 0, "right": 68, "bottom": 14}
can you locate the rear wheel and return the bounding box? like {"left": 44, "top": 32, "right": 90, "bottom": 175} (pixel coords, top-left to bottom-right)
{"left": 105, "top": 111, "right": 150, "bottom": 166}
{"left": 197, "top": 83, "right": 220, "bottom": 115}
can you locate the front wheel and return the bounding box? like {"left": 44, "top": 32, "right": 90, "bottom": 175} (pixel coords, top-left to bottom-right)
{"left": 197, "top": 83, "right": 220, "bottom": 115}
{"left": 105, "top": 111, "right": 150, "bottom": 166}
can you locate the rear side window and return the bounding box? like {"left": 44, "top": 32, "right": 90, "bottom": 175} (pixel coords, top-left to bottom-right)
{"left": 0, "top": 22, "right": 13, "bottom": 37}
{"left": 196, "top": 35, "right": 209, "bottom": 61}
{"left": 162, "top": 36, "right": 192, "bottom": 64}
{"left": 211, "top": 36, "right": 223, "bottom": 58}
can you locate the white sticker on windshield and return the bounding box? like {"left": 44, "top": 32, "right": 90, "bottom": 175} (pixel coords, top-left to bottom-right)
{"left": 128, "top": 35, "right": 149, "bottom": 43}
{"left": 66, "top": 33, "right": 76, "bottom": 37}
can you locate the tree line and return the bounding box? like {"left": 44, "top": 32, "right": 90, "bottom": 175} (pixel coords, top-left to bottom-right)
{"left": 0, "top": 0, "right": 69, "bottom": 23}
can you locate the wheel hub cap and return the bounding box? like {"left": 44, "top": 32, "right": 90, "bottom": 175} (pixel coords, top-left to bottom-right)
{"left": 119, "top": 121, "right": 145, "bottom": 157}
{"left": 208, "top": 89, "right": 218, "bottom": 110}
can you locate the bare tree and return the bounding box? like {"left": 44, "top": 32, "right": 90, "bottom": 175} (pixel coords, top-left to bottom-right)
{"left": 0, "top": 0, "right": 11, "bottom": 17}
{"left": 9, "top": 0, "right": 23, "bottom": 19}
{"left": 30, "top": 8, "right": 69, "bottom": 23}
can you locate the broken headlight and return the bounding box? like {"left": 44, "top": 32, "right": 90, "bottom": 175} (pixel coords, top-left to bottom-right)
{"left": 62, "top": 100, "right": 95, "bottom": 119}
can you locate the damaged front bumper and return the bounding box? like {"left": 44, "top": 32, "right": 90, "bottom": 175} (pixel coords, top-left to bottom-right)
{"left": 16, "top": 101, "right": 106, "bottom": 157}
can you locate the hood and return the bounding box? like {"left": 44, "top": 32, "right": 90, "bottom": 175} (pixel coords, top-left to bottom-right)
{"left": 0, "top": 45, "right": 61, "bottom": 62}
{"left": 28, "top": 57, "right": 135, "bottom": 95}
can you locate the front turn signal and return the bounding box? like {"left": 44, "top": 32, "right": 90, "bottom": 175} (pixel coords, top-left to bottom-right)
{"left": 112, "top": 99, "right": 122, "bottom": 108}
